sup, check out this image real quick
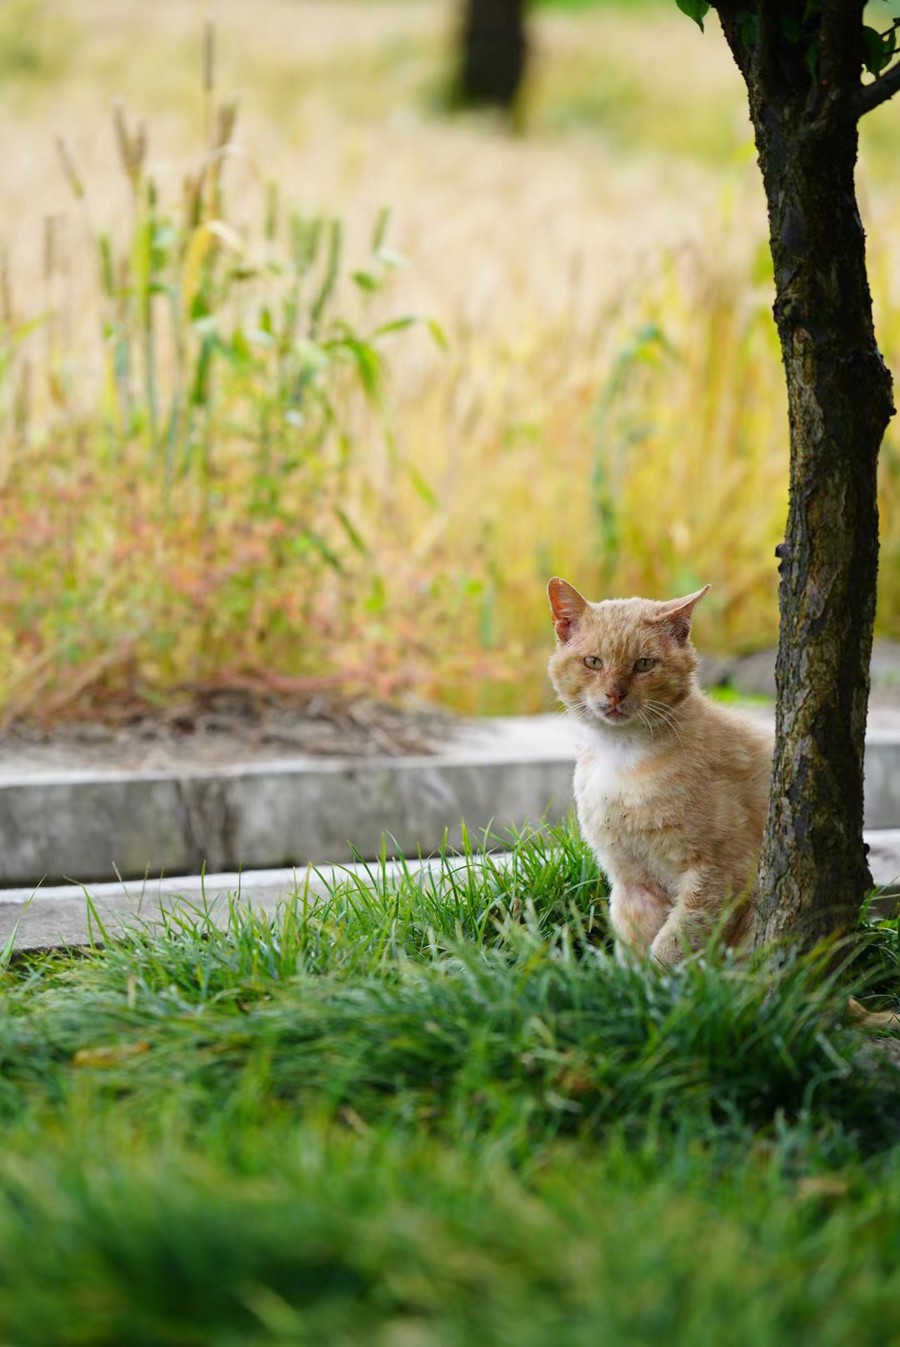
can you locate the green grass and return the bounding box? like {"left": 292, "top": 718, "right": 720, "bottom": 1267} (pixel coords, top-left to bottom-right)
{"left": 0, "top": 820, "right": 898, "bottom": 1343}
{"left": 708, "top": 686, "right": 773, "bottom": 706}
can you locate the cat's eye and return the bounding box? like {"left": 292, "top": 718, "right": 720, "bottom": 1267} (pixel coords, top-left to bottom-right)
{"left": 634, "top": 657, "right": 657, "bottom": 673}
{"left": 583, "top": 655, "right": 604, "bottom": 671}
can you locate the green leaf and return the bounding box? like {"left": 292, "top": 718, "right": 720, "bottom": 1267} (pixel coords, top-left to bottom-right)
{"left": 97, "top": 235, "right": 116, "bottom": 298}
{"left": 405, "top": 462, "right": 439, "bottom": 509}
{"left": 311, "top": 220, "right": 342, "bottom": 327}
{"left": 426, "top": 318, "right": 450, "bottom": 354}
{"left": 352, "top": 270, "right": 379, "bottom": 293}
{"left": 301, "top": 530, "right": 344, "bottom": 573}
{"left": 863, "top": 25, "right": 892, "bottom": 75}
{"left": 331, "top": 336, "right": 382, "bottom": 403}
{"left": 675, "top": 0, "right": 709, "bottom": 31}
{"left": 334, "top": 507, "right": 371, "bottom": 558}
{"left": 363, "top": 574, "right": 387, "bottom": 615}
{"left": 372, "top": 205, "right": 391, "bottom": 253}
{"left": 230, "top": 326, "right": 251, "bottom": 363}
{"left": 371, "top": 316, "right": 417, "bottom": 338}
{"left": 190, "top": 334, "right": 216, "bottom": 405}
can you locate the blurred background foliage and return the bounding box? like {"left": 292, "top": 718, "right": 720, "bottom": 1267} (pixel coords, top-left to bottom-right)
{"left": 0, "top": 0, "right": 898, "bottom": 719}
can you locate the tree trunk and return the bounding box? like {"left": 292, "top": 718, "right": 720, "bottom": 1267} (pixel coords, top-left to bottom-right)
{"left": 457, "top": 0, "right": 527, "bottom": 112}
{"left": 715, "top": 6, "right": 895, "bottom": 952}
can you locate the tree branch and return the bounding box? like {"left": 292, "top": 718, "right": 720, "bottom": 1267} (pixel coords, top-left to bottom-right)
{"left": 856, "top": 58, "right": 900, "bottom": 116}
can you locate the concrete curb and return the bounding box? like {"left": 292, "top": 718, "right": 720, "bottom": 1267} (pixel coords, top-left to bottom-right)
{"left": 2, "top": 713, "right": 898, "bottom": 894}
{"left": 0, "top": 716, "right": 578, "bottom": 887}
{"left": 2, "top": 832, "right": 898, "bottom": 952}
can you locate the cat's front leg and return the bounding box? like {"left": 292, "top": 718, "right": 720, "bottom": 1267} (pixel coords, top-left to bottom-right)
{"left": 608, "top": 880, "right": 670, "bottom": 961}
{"left": 648, "top": 866, "right": 719, "bottom": 966}
{"left": 648, "top": 868, "right": 751, "bottom": 967}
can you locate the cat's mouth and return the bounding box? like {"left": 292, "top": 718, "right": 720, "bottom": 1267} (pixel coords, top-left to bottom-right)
{"left": 576, "top": 695, "right": 636, "bottom": 727}
{"left": 583, "top": 699, "right": 633, "bottom": 725}
{"left": 600, "top": 707, "right": 630, "bottom": 724}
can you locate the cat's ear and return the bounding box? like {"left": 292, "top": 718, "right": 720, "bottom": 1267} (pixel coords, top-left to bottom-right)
{"left": 652, "top": 585, "right": 710, "bottom": 645}
{"left": 548, "top": 578, "right": 589, "bottom": 644}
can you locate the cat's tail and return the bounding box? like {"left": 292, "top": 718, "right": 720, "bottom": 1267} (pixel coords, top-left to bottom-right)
{"left": 848, "top": 996, "right": 900, "bottom": 1031}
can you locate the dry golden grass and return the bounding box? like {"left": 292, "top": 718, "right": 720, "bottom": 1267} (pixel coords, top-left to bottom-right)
{"left": 1, "top": 0, "right": 898, "bottom": 716}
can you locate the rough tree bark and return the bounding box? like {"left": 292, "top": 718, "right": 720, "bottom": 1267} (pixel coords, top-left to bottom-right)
{"left": 710, "top": 1, "right": 897, "bottom": 952}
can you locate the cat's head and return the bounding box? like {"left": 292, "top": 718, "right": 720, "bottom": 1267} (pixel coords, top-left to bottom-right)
{"left": 547, "top": 578, "right": 709, "bottom": 730}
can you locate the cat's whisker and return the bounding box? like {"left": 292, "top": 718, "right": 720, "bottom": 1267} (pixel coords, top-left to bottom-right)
{"left": 562, "top": 697, "right": 595, "bottom": 729}
{"left": 643, "top": 700, "right": 686, "bottom": 749}
{"left": 648, "top": 709, "right": 683, "bottom": 745}
{"left": 644, "top": 698, "right": 680, "bottom": 728}
{"left": 637, "top": 708, "right": 658, "bottom": 742}
{"left": 581, "top": 697, "right": 609, "bottom": 727}
{"left": 646, "top": 711, "right": 677, "bottom": 738}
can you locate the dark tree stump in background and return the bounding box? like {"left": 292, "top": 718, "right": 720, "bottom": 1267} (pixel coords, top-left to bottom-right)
{"left": 457, "top": 0, "right": 527, "bottom": 112}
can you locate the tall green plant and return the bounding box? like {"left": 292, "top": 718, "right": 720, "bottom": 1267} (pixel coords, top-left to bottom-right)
{"left": 0, "top": 30, "right": 426, "bottom": 720}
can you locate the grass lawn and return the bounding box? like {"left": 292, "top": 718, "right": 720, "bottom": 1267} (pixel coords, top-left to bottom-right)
{"left": 1, "top": 819, "right": 898, "bottom": 1344}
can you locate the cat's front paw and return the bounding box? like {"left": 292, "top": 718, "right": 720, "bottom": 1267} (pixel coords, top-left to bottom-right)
{"left": 648, "top": 927, "right": 687, "bottom": 969}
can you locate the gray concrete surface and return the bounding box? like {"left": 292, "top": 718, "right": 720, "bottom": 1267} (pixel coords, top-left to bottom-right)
{"left": 1, "top": 831, "right": 898, "bottom": 952}
{"left": 701, "top": 641, "right": 900, "bottom": 699}
{"left": 1, "top": 711, "right": 898, "bottom": 892}
{"left": 0, "top": 716, "right": 579, "bottom": 886}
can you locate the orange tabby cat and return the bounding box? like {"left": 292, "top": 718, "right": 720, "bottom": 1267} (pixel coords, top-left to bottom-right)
{"left": 547, "top": 578, "right": 773, "bottom": 966}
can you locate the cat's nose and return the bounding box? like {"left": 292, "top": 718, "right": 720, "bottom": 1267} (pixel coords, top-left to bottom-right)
{"left": 606, "top": 690, "right": 622, "bottom": 709}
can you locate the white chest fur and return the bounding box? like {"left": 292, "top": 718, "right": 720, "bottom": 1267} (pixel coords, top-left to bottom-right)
{"left": 574, "top": 727, "right": 650, "bottom": 800}
{"left": 572, "top": 726, "right": 654, "bottom": 850}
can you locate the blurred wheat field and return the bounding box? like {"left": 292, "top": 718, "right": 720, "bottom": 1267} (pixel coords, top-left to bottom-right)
{"left": 1, "top": 0, "right": 899, "bottom": 717}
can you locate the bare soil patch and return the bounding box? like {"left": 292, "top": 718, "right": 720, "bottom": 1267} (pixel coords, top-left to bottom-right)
{"left": 0, "top": 689, "right": 453, "bottom": 775}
